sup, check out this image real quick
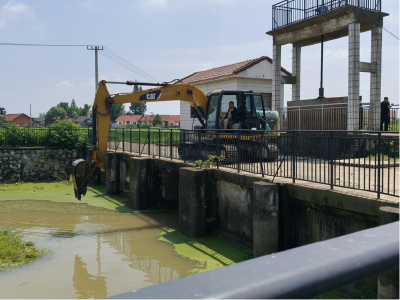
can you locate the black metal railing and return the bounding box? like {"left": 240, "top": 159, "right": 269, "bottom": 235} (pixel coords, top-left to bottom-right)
{"left": 108, "top": 222, "right": 399, "bottom": 299}
{"left": 108, "top": 128, "right": 399, "bottom": 198}
{"left": 272, "top": 0, "right": 382, "bottom": 30}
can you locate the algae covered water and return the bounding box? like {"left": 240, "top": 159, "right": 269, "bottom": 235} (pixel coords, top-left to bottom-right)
{"left": 0, "top": 183, "right": 246, "bottom": 299}
{"left": 0, "top": 201, "right": 196, "bottom": 298}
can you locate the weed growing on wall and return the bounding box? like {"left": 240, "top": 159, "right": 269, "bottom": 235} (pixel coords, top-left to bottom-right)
{"left": 195, "top": 155, "right": 225, "bottom": 171}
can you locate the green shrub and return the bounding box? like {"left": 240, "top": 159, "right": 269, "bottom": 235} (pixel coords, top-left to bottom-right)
{"left": 48, "top": 119, "right": 89, "bottom": 149}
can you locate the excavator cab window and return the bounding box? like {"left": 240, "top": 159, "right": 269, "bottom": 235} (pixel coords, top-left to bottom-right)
{"left": 205, "top": 95, "right": 219, "bottom": 130}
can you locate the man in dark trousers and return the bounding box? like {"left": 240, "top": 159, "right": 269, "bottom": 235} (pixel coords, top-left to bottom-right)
{"left": 219, "top": 101, "right": 239, "bottom": 129}
{"left": 381, "top": 97, "right": 393, "bottom": 131}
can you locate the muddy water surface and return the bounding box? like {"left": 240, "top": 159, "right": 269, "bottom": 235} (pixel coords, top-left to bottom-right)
{"left": 0, "top": 201, "right": 197, "bottom": 299}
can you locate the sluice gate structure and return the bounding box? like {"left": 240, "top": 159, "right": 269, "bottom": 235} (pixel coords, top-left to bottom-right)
{"left": 267, "top": 0, "right": 388, "bottom": 131}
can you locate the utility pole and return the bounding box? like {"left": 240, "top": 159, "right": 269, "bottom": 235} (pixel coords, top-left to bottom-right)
{"left": 87, "top": 46, "right": 104, "bottom": 91}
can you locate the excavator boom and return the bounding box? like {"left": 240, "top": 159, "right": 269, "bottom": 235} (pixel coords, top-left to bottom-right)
{"left": 72, "top": 80, "right": 208, "bottom": 200}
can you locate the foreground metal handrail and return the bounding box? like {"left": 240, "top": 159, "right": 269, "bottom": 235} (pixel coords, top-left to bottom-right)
{"left": 108, "top": 222, "right": 399, "bottom": 299}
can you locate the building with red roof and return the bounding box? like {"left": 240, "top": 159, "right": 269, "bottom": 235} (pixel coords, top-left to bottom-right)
{"left": 180, "top": 56, "right": 291, "bottom": 129}
{"left": 5, "top": 113, "right": 32, "bottom": 126}
{"left": 115, "top": 114, "right": 142, "bottom": 126}
{"left": 165, "top": 115, "right": 180, "bottom": 127}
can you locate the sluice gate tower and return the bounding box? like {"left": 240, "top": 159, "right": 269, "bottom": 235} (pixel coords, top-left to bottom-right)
{"left": 267, "top": 0, "right": 388, "bottom": 131}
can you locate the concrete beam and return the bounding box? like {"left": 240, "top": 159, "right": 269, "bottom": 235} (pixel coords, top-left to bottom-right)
{"left": 253, "top": 182, "right": 279, "bottom": 258}
{"left": 273, "top": 12, "right": 356, "bottom": 46}
{"left": 359, "top": 62, "right": 377, "bottom": 73}
{"left": 179, "top": 167, "right": 207, "bottom": 238}
{"left": 281, "top": 75, "right": 296, "bottom": 85}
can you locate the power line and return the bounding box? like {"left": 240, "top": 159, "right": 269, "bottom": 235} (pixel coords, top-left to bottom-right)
{"left": 102, "top": 50, "right": 158, "bottom": 82}
{"left": 0, "top": 42, "right": 161, "bottom": 81}
{"left": 104, "top": 47, "right": 159, "bottom": 82}
{"left": 362, "top": 10, "right": 399, "bottom": 40}
{"left": 99, "top": 51, "right": 157, "bottom": 82}
{"left": 0, "top": 42, "right": 89, "bottom": 46}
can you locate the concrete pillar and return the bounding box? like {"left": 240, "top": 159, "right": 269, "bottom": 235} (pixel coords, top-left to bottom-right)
{"left": 292, "top": 45, "right": 301, "bottom": 102}
{"left": 106, "top": 152, "right": 117, "bottom": 194}
{"left": 378, "top": 206, "right": 399, "bottom": 299}
{"left": 369, "top": 26, "right": 383, "bottom": 131}
{"left": 253, "top": 181, "right": 279, "bottom": 258}
{"left": 179, "top": 167, "right": 207, "bottom": 238}
{"left": 348, "top": 23, "right": 360, "bottom": 131}
{"left": 272, "top": 44, "right": 282, "bottom": 111}
{"left": 130, "top": 157, "right": 150, "bottom": 210}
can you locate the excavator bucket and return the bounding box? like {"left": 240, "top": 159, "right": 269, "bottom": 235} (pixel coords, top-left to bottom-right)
{"left": 71, "top": 159, "right": 101, "bottom": 200}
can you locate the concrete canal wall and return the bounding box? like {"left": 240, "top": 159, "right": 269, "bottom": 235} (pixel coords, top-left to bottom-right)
{"left": 0, "top": 148, "right": 86, "bottom": 183}
{"left": 103, "top": 151, "right": 399, "bottom": 255}
{"left": 103, "top": 151, "right": 398, "bottom": 296}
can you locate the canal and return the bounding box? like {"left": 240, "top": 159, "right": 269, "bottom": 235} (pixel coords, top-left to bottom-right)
{"left": 0, "top": 183, "right": 246, "bottom": 299}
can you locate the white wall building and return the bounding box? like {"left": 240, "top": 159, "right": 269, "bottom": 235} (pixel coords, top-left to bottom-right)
{"left": 180, "top": 56, "right": 291, "bottom": 130}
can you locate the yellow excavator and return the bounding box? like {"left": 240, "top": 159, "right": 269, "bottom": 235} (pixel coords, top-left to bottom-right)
{"left": 72, "top": 80, "right": 280, "bottom": 200}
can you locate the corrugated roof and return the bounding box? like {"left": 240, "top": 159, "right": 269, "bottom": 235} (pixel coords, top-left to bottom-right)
{"left": 181, "top": 56, "right": 292, "bottom": 84}
{"left": 115, "top": 115, "right": 143, "bottom": 122}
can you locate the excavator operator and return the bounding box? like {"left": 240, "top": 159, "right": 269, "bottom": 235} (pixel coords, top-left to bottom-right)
{"left": 219, "top": 101, "right": 239, "bottom": 129}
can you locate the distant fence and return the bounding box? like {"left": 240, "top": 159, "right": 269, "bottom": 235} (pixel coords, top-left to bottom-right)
{"left": 108, "top": 128, "right": 399, "bottom": 198}
{"left": 279, "top": 105, "right": 399, "bottom": 131}
{"left": 272, "top": 0, "right": 382, "bottom": 30}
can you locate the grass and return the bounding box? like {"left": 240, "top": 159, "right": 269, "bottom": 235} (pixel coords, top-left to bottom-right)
{"left": 0, "top": 228, "right": 50, "bottom": 271}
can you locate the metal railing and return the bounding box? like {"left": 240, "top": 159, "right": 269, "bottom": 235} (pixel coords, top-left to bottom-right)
{"left": 272, "top": 0, "right": 382, "bottom": 30}
{"left": 107, "top": 222, "right": 399, "bottom": 299}
{"left": 279, "top": 105, "right": 399, "bottom": 132}
{"left": 108, "top": 128, "right": 399, "bottom": 198}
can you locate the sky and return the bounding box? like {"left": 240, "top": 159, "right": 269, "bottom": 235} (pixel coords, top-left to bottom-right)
{"left": 0, "top": 0, "right": 399, "bottom": 118}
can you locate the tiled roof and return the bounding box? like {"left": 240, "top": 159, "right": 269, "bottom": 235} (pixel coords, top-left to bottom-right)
{"left": 182, "top": 56, "right": 292, "bottom": 83}
{"left": 75, "top": 116, "right": 88, "bottom": 122}
{"left": 6, "top": 114, "right": 26, "bottom": 121}
{"left": 140, "top": 115, "right": 170, "bottom": 122}
{"left": 166, "top": 115, "right": 180, "bottom": 122}
{"left": 115, "top": 114, "right": 143, "bottom": 122}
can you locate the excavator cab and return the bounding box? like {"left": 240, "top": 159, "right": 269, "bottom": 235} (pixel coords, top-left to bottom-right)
{"left": 203, "top": 90, "right": 278, "bottom": 132}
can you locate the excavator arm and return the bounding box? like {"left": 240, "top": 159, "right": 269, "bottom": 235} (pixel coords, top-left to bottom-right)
{"left": 72, "top": 80, "right": 208, "bottom": 200}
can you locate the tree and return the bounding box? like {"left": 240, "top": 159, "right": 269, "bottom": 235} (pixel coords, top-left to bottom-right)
{"left": 57, "top": 102, "right": 69, "bottom": 112}
{"left": 45, "top": 106, "right": 67, "bottom": 124}
{"left": 79, "top": 104, "right": 91, "bottom": 116}
{"left": 0, "top": 105, "right": 6, "bottom": 115}
{"left": 111, "top": 104, "right": 126, "bottom": 122}
{"left": 153, "top": 114, "right": 162, "bottom": 126}
{"left": 129, "top": 81, "right": 146, "bottom": 115}
{"left": 0, "top": 115, "right": 6, "bottom": 124}
{"left": 67, "top": 99, "right": 79, "bottom": 119}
